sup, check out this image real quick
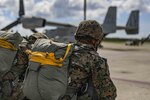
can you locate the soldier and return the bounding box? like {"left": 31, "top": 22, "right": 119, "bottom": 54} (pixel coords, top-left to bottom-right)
{"left": 26, "top": 32, "right": 49, "bottom": 49}
{"left": 22, "top": 21, "right": 116, "bottom": 100}
{"left": 62, "top": 20, "right": 117, "bottom": 100}
{"left": 10, "top": 32, "right": 49, "bottom": 100}
{"left": 0, "top": 32, "right": 48, "bottom": 100}
{"left": 0, "top": 31, "right": 23, "bottom": 100}
{"left": 12, "top": 32, "right": 49, "bottom": 83}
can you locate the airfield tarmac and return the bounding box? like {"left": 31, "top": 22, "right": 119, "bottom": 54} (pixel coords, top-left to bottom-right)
{"left": 98, "top": 42, "right": 150, "bottom": 100}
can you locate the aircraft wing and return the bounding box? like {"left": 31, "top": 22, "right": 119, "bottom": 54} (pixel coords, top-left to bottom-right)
{"left": 46, "top": 21, "right": 75, "bottom": 28}
{"left": 21, "top": 17, "right": 75, "bottom": 29}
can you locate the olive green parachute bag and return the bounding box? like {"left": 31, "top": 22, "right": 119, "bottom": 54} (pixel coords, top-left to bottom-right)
{"left": 23, "top": 39, "right": 73, "bottom": 100}
{"left": 0, "top": 31, "right": 23, "bottom": 79}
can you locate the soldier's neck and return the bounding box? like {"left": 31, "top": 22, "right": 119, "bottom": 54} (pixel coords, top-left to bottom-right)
{"left": 76, "top": 41, "right": 97, "bottom": 51}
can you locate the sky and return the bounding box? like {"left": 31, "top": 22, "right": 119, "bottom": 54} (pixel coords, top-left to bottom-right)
{"left": 0, "top": 0, "right": 150, "bottom": 38}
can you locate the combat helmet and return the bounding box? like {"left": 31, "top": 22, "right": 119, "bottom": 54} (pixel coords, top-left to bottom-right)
{"left": 75, "top": 20, "right": 103, "bottom": 41}
{"left": 27, "top": 32, "right": 49, "bottom": 49}
{"left": 28, "top": 32, "right": 48, "bottom": 44}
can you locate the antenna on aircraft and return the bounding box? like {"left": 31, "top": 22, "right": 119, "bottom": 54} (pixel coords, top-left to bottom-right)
{"left": 84, "top": 0, "right": 86, "bottom": 20}
{"left": 19, "top": 0, "right": 25, "bottom": 17}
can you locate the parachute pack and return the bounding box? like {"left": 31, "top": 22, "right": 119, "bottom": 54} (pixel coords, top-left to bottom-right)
{"left": 23, "top": 39, "right": 73, "bottom": 100}
{"left": 0, "top": 31, "right": 22, "bottom": 79}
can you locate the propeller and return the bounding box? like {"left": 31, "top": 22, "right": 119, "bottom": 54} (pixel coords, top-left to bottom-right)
{"left": 30, "top": 29, "right": 38, "bottom": 33}
{"left": 19, "top": 0, "right": 25, "bottom": 17}
{"left": 1, "top": 0, "right": 24, "bottom": 31}
{"left": 1, "top": 20, "right": 20, "bottom": 30}
{"left": 84, "top": 0, "right": 86, "bottom": 20}
{"left": 1, "top": 0, "right": 75, "bottom": 31}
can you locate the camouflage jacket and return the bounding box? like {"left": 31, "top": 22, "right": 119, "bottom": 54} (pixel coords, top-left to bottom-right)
{"left": 7, "top": 47, "right": 29, "bottom": 100}
{"left": 11, "top": 47, "right": 29, "bottom": 82}
{"left": 68, "top": 44, "right": 117, "bottom": 100}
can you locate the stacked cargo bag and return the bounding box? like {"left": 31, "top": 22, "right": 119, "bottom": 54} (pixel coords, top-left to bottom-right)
{"left": 0, "top": 31, "right": 23, "bottom": 80}
{"left": 23, "top": 39, "right": 73, "bottom": 100}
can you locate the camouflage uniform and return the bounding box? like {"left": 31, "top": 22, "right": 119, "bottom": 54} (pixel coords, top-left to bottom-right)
{"left": 10, "top": 45, "right": 29, "bottom": 100}
{"left": 63, "top": 20, "right": 117, "bottom": 100}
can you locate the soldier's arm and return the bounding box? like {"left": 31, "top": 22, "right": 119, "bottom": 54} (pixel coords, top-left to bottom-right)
{"left": 91, "top": 58, "right": 117, "bottom": 100}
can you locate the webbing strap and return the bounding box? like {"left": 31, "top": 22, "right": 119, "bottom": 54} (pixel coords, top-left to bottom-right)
{"left": 62, "top": 44, "right": 72, "bottom": 60}
{"left": 0, "top": 39, "right": 17, "bottom": 51}
{"left": 26, "top": 44, "right": 72, "bottom": 67}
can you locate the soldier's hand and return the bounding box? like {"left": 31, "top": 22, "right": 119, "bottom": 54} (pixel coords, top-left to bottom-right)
{"left": 3, "top": 72, "right": 15, "bottom": 81}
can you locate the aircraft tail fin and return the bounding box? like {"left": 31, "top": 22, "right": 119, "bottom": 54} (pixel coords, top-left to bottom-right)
{"left": 125, "top": 10, "right": 139, "bottom": 34}
{"left": 102, "top": 6, "right": 117, "bottom": 33}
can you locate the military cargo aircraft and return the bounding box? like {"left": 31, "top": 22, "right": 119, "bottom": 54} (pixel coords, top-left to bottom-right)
{"left": 0, "top": 0, "right": 139, "bottom": 43}
{"left": 45, "top": 9, "right": 139, "bottom": 43}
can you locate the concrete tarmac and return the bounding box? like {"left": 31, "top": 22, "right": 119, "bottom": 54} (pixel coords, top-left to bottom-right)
{"left": 98, "top": 42, "right": 150, "bottom": 100}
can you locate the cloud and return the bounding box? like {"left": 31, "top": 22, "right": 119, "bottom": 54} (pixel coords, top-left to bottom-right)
{"left": 23, "top": 0, "right": 109, "bottom": 19}
{"left": 0, "top": 0, "right": 15, "bottom": 8}
{"left": 0, "top": 0, "right": 150, "bottom": 37}
{"left": 110, "top": 0, "right": 150, "bottom": 13}
{"left": 32, "top": 1, "right": 52, "bottom": 17}
{"left": 1, "top": 0, "right": 150, "bottom": 20}
{"left": 51, "top": 0, "right": 74, "bottom": 18}
{"left": 0, "top": 16, "right": 13, "bottom": 29}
